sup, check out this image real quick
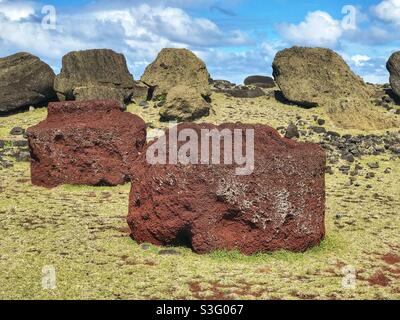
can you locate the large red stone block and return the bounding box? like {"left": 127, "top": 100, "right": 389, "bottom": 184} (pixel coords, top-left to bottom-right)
{"left": 127, "top": 123, "right": 326, "bottom": 255}
{"left": 27, "top": 100, "right": 146, "bottom": 188}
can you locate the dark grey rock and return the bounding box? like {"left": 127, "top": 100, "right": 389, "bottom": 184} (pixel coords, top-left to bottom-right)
{"left": 341, "top": 153, "right": 355, "bottom": 163}
{"left": 15, "top": 151, "right": 30, "bottom": 162}
{"left": 10, "top": 127, "right": 25, "bottom": 136}
{"left": 285, "top": 123, "right": 300, "bottom": 139}
{"left": 13, "top": 140, "right": 28, "bottom": 147}
{"left": 244, "top": 75, "right": 275, "bottom": 88}
{"left": 366, "top": 172, "right": 375, "bottom": 179}
{"left": 368, "top": 162, "right": 379, "bottom": 169}
{"left": 310, "top": 126, "right": 326, "bottom": 134}
{"left": 0, "top": 52, "right": 56, "bottom": 113}
{"left": 140, "top": 244, "right": 151, "bottom": 251}
{"left": 387, "top": 51, "right": 400, "bottom": 99}
{"left": 158, "top": 249, "right": 181, "bottom": 256}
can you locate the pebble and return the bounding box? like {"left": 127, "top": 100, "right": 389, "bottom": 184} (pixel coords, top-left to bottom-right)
{"left": 368, "top": 162, "right": 379, "bottom": 169}
{"left": 158, "top": 249, "right": 181, "bottom": 256}
{"left": 10, "top": 127, "right": 25, "bottom": 136}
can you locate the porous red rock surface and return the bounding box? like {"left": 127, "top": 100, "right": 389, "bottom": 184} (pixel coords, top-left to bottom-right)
{"left": 127, "top": 123, "right": 326, "bottom": 255}
{"left": 27, "top": 100, "right": 146, "bottom": 188}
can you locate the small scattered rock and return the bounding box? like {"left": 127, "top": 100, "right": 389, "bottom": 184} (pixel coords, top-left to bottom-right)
{"left": 366, "top": 172, "right": 375, "bottom": 179}
{"left": 341, "top": 153, "right": 354, "bottom": 163}
{"left": 310, "top": 126, "right": 326, "bottom": 134}
{"left": 355, "top": 164, "right": 363, "bottom": 170}
{"left": 140, "top": 244, "right": 151, "bottom": 251}
{"left": 13, "top": 140, "right": 28, "bottom": 148}
{"left": 368, "top": 162, "right": 380, "bottom": 169}
{"left": 0, "top": 159, "right": 13, "bottom": 169}
{"left": 15, "top": 151, "right": 30, "bottom": 162}
{"left": 139, "top": 101, "right": 149, "bottom": 108}
{"left": 158, "top": 249, "right": 181, "bottom": 256}
{"left": 285, "top": 123, "right": 300, "bottom": 139}
{"left": 325, "top": 166, "right": 334, "bottom": 175}
{"left": 10, "top": 127, "right": 25, "bottom": 136}
{"left": 339, "top": 165, "right": 351, "bottom": 174}
{"left": 389, "top": 144, "right": 400, "bottom": 155}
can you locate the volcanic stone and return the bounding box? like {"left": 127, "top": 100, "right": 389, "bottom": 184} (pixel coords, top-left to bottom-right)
{"left": 160, "top": 85, "right": 211, "bottom": 122}
{"left": 54, "top": 49, "right": 137, "bottom": 105}
{"left": 127, "top": 123, "right": 326, "bottom": 255}
{"left": 27, "top": 100, "right": 146, "bottom": 188}
{"left": 0, "top": 52, "right": 56, "bottom": 113}
{"left": 244, "top": 75, "right": 275, "bottom": 88}
{"left": 272, "top": 47, "right": 398, "bottom": 130}
{"left": 387, "top": 51, "right": 400, "bottom": 99}
{"left": 285, "top": 123, "right": 300, "bottom": 139}
{"left": 141, "top": 48, "right": 211, "bottom": 98}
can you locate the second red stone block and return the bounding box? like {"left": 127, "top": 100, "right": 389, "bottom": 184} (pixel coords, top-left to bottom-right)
{"left": 27, "top": 100, "right": 146, "bottom": 188}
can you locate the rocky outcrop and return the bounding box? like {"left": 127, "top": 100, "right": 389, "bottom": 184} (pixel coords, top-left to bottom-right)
{"left": 127, "top": 123, "right": 326, "bottom": 255}
{"left": 27, "top": 100, "right": 146, "bottom": 188}
{"left": 160, "top": 85, "right": 211, "bottom": 122}
{"left": 272, "top": 46, "right": 398, "bottom": 130}
{"left": 141, "top": 48, "right": 211, "bottom": 99}
{"left": 387, "top": 51, "right": 400, "bottom": 100}
{"left": 210, "top": 80, "right": 266, "bottom": 98}
{"left": 244, "top": 75, "right": 275, "bottom": 88}
{"left": 0, "top": 52, "right": 56, "bottom": 113}
{"left": 54, "top": 49, "right": 140, "bottom": 105}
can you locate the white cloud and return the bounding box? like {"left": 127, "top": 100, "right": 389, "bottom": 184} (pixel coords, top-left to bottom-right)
{"left": 372, "top": 0, "right": 400, "bottom": 26}
{"left": 0, "top": 0, "right": 35, "bottom": 21}
{"left": 363, "top": 73, "right": 389, "bottom": 84}
{"left": 0, "top": 1, "right": 252, "bottom": 80}
{"left": 350, "top": 54, "right": 371, "bottom": 67}
{"left": 278, "top": 11, "right": 343, "bottom": 48}
{"left": 199, "top": 41, "right": 280, "bottom": 84}
{"left": 93, "top": 4, "right": 250, "bottom": 48}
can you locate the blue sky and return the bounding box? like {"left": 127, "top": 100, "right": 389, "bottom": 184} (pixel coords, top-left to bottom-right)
{"left": 1, "top": 0, "right": 399, "bottom": 84}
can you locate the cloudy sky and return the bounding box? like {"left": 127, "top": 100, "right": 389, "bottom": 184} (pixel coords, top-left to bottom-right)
{"left": 0, "top": 0, "right": 399, "bottom": 84}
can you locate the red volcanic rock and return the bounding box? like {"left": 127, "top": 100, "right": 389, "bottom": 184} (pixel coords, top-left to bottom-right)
{"left": 27, "top": 100, "right": 146, "bottom": 188}
{"left": 127, "top": 123, "right": 326, "bottom": 255}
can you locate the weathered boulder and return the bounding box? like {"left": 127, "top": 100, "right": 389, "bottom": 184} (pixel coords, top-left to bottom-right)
{"left": 127, "top": 123, "right": 326, "bottom": 255}
{"left": 0, "top": 52, "right": 56, "bottom": 113}
{"left": 211, "top": 80, "right": 266, "bottom": 98}
{"left": 54, "top": 49, "right": 139, "bottom": 105}
{"left": 220, "top": 85, "right": 266, "bottom": 98}
{"left": 160, "top": 85, "right": 211, "bottom": 122}
{"left": 272, "top": 47, "right": 398, "bottom": 130}
{"left": 141, "top": 48, "right": 211, "bottom": 99}
{"left": 244, "top": 75, "right": 275, "bottom": 88}
{"left": 210, "top": 79, "right": 236, "bottom": 91}
{"left": 27, "top": 100, "right": 146, "bottom": 188}
{"left": 131, "top": 81, "right": 150, "bottom": 103}
{"left": 73, "top": 86, "right": 126, "bottom": 109}
{"left": 387, "top": 51, "right": 400, "bottom": 100}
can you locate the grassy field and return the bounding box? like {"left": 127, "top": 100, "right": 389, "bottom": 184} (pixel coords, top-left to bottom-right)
{"left": 0, "top": 93, "right": 399, "bottom": 299}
